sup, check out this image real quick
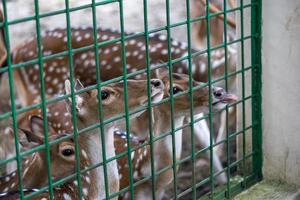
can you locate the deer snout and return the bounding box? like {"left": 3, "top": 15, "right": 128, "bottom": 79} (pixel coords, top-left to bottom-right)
{"left": 213, "top": 87, "right": 226, "bottom": 99}
{"left": 150, "top": 79, "right": 164, "bottom": 103}
{"left": 151, "top": 79, "right": 163, "bottom": 89}
{"left": 212, "top": 86, "right": 238, "bottom": 104}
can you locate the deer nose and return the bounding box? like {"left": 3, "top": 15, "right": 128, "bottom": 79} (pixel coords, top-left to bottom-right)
{"left": 213, "top": 87, "right": 226, "bottom": 99}
{"left": 151, "top": 79, "right": 163, "bottom": 89}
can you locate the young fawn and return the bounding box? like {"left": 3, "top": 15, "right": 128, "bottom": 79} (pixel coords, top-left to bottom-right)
{"left": 0, "top": 78, "right": 164, "bottom": 199}
{"left": 0, "top": 22, "right": 236, "bottom": 188}
{"left": 114, "top": 69, "right": 237, "bottom": 199}
{"left": 5, "top": 27, "right": 236, "bottom": 106}
{"left": 191, "top": 0, "right": 236, "bottom": 48}
{"left": 6, "top": 26, "right": 236, "bottom": 170}
{"left": 0, "top": 116, "right": 78, "bottom": 196}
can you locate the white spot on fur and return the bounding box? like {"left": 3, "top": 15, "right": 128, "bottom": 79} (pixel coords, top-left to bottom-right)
{"left": 159, "top": 35, "right": 167, "bottom": 41}
{"left": 131, "top": 151, "right": 135, "bottom": 160}
{"left": 83, "top": 188, "right": 88, "bottom": 196}
{"left": 133, "top": 171, "right": 139, "bottom": 179}
{"left": 76, "top": 36, "right": 82, "bottom": 42}
{"left": 200, "top": 63, "right": 206, "bottom": 73}
{"left": 113, "top": 57, "right": 121, "bottom": 62}
{"left": 161, "top": 49, "right": 168, "bottom": 55}
{"left": 63, "top": 193, "right": 72, "bottom": 200}
{"left": 85, "top": 176, "right": 91, "bottom": 184}
{"left": 81, "top": 150, "right": 88, "bottom": 159}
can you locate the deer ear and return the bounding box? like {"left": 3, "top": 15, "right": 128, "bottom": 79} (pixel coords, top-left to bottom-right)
{"left": 74, "top": 79, "right": 84, "bottom": 91}
{"left": 29, "top": 116, "right": 47, "bottom": 144}
{"left": 64, "top": 79, "right": 85, "bottom": 113}
{"left": 0, "top": 9, "right": 7, "bottom": 67}
{"left": 154, "top": 67, "right": 169, "bottom": 79}
{"left": 65, "top": 79, "right": 72, "bottom": 97}
{"left": 18, "top": 127, "right": 39, "bottom": 148}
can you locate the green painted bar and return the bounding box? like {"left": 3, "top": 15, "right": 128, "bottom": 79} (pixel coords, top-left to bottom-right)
{"left": 32, "top": 0, "right": 55, "bottom": 199}
{"left": 165, "top": 0, "right": 178, "bottom": 199}
{"left": 251, "top": 0, "right": 263, "bottom": 181}
{"left": 142, "top": 0, "right": 157, "bottom": 199}
{"left": 185, "top": 0, "right": 196, "bottom": 198}
{"left": 64, "top": 0, "right": 84, "bottom": 199}
{"left": 1, "top": 1, "right": 25, "bottom": 199}
{"left": 0, "top": 0, "right": 263, "bottom": 199}
{"left": 205, "top": 0, "right": 215, "bottom": 198}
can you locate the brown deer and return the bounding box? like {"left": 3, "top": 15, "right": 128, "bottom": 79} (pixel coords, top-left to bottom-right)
{"left": 0, "top": 116, "right": 78, "bottom": 195}
{"left": 114, "top": 69, "right": 237, "bottom": 199}
{"left": 191, "top": 0, "right": 238, "bottom": 163}
{"left": 0, "top": 10, "right": 7, "bottom": 69}
{"left": 5, "top": 27, "right": 236, "bottom": 106}
{"left": 191, "top": 0, "right": 236, "bottom": 48}
{"left": 0, "top": 20, "right": 237, "bottom": 190}
{"left": 0, "top": 78, "right": 164, "bottom": 199}
{"left": 7, "top": 27, "right": 237, "bottom": 170}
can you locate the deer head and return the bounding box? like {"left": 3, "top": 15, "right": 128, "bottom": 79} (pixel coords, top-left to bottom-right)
{"left": 64, "top": 78, "right": 164, "bottom": 127}
{"left": 0, "top": 116, "right": 76, "bottom": 193}
{"left": 155, "top": 67, "right": 237, "bottom": 116}
{"left": 114, "top": 69, "right": 238, "bottom": 199}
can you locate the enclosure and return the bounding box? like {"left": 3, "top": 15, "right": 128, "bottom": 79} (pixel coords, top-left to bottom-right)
{"left": 0, "top": 0, "right": 264, "bottom": 199}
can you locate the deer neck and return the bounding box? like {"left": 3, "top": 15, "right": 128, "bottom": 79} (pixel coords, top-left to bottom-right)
{"left": 153, "top": 108, "right": 185, "bottom": 165}
{"left": 76, "top": 118, "right": 119, "bottom": 199}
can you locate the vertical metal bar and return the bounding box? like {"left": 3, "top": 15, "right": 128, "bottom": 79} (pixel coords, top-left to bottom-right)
{"left": 64, "top": 0, "right": 84, "bottom": 198}
{"left": 251, "top": 0, "right": 263, "bottom": 181}
{"left": 185, "top": 0, "right": 196, "bottom": 199}
{"left": 118, "top": 1, "right": 135, "bottom": 199}
{"left": 225, "top": 105, "right": 230, "bottom": 198}
{"left": 222, "top": 0, "right": 231, "bottom": 198}
{"left": 142, "top": 0, "right": 156, "bottom": 199}
{"left": 205, "top": 0, "right": 215, "bottom": 198}
{"left": 90, "top": 1, "right": 111, "bottom": 199}
{"left": 1, "top": 1, "right": 24, "bottom": 199}
{"left": 239, "top": 0, "right": 247, "bottom": 188}
{"left": 33, "top": 1, "right": 55, "bottom": 199}
{"left": 165, "top": 0, "right": 178, "bottom": 199}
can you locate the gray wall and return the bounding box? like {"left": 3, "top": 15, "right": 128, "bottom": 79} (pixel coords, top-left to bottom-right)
{"left": 262, "top": 0, "right": 300, "bottom": 186}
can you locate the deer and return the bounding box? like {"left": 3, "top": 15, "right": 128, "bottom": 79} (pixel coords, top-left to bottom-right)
{"left": 191, "top": 0, "right": 236, "bottom": 48}
{"left": 0, "top": 116, "right": 79, "bottom": 196}
{"left": 0, "top": 78, "right": 165, "bottom": 199}
{"left": 0, "top": 19, "right": 237, "bottom": 186}
{"left": 4, "top": 26, "right": 237, "bottom": 106}
{"left": 0, "top": 115, "right": 115, "bottom": 200}
{"left": 191, "top": 0, "right": 238, "bottom": 162}
{"left": 113, "top": 69, "right": 238, "bottom": 199}
{"left": 0, "top": 10, "right": 6, "bottom": 70}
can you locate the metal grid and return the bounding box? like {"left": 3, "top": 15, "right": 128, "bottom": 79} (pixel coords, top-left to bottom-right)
{"left": 0, "top": 0, "right": 262, "bottom": 199}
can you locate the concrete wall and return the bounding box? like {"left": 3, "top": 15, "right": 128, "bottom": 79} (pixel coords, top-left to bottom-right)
{"left": 262, "top": 0, "right": 300, "bottom": 186}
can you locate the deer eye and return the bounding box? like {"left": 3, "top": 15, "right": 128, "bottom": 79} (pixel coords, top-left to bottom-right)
{"left": 101, "top": 90, "right": 110, "bottom": 100}
{"left": 61, "top": 148, "right": 74, "bottom": 157}
{"left": 172, "top": 86, "right": 182, "bottom": 95}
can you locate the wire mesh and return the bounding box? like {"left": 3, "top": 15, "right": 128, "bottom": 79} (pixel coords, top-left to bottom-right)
{"left": 0, "top": 0, "right": 262, "bottom": 199}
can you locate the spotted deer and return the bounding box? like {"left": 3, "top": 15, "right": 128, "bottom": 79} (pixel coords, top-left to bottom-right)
{"left": 191, "top": 0, "right": 238, "bottom": 161}
{"left": 113, "top": 69, "right": 237, "bottom": 199}
{"left": 4, "top": 26, "right": 236, "bottom": 106}
{"left": 0, "top": 116, "right": 79, "bottom": 195}
{"left": 0, "top": 18, "right": 237, "bottom": 185}
{"left": 8, "top": 26, "right": 236, "bottom": 166}
{"left": 192, "top": 0, "right": 236, "bottom": 48}
{"left": 0, "top": 10, "right": 6, "bottom": 69}
{"left": 0, "top": 78, "right": 164, "bottom": 199}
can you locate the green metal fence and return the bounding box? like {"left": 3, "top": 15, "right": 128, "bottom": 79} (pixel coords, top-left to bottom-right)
{"left": 0, "top": 0, "right": 262, "bottom": 199}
